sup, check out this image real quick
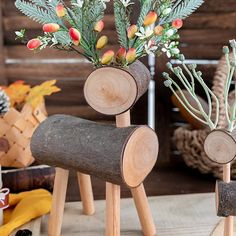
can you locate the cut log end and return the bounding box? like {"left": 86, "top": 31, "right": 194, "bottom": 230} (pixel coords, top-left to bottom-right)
{"left": 122, "top": 126, "right": 159, "bottom": 188}
{"left": 84, "top": 61, "right": 150, "bottom": 116}
{"left": 204, "top": 129, "right": 236, "bottom": 164}
{"left": 84, "top": 67, "right": 137, "bottom": 116}
{"left": 216, "top": 181, "right": 236, "bottom": 217}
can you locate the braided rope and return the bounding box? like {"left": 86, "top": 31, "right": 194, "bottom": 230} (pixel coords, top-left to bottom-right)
{"left": 174, "top": 53, "right": 236, "bottom": 178}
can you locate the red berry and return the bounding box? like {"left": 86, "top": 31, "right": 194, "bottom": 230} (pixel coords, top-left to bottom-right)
{"left": 144, "top": 11, "right": 158, "bottom": 26}
{"left": 69, "top": 28, "right": 81, "bottom": 42}
{"left": 94, "top": 20, "right": 105, "bottom": 32}
{"left": 56, "top": 4, "right": 66, "bottom": 18}
{"left": 27, "top": 39, "right": 42, "bottom": 50}
{"left": 172, "top": 19, "right": 183, "bottom": 29}
{"left": 116, "top": 47, "right": 126, "bottom": 62}
{"left": 43, "top": 23, "right": 60, "bottom": 33}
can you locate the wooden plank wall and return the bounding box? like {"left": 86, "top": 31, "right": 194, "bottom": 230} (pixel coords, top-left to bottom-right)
{"left": 0, "top": 0, "right": 235, "bottom": 165}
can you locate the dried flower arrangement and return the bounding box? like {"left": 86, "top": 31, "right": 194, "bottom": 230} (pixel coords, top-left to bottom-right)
{"left": 15, "top": 0, "right": 205, "bottom": 68}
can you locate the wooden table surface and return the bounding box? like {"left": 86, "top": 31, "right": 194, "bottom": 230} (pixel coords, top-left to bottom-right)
{"left": 38, "top": 193, "right": 223, "bottom": 236}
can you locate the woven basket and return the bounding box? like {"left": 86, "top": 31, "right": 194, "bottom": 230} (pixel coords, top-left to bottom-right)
{"left": 173, "top": 53, "right": 236, "bottom": 179}
{"left": 0, "top": 103, "right": 47, "bottom": 168}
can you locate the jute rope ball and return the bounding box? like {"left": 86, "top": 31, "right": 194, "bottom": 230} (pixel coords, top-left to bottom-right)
{"left": 173, "top": 53, "right": 236, "bottom": 179}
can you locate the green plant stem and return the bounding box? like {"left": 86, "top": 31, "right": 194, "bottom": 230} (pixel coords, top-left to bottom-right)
{"left": 169, "top": 85, "right": 209, "bottom": 126}
{"left": 182, "top": 63, "right": 195, "bottom": 90}
{"left": 167, "top": 76, "right": 206, "bottom": 117}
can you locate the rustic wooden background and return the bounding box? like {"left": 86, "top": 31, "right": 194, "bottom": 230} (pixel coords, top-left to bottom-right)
{"left": 0, "top": 1, "right": 236, "bottom": 196}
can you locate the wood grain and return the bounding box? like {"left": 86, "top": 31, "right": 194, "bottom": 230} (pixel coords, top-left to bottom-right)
{"left": 48, "top": 168, "right": 69, "bottom": 236}
{"left": 31, "top": 115, "right": 158, "bottom": 188}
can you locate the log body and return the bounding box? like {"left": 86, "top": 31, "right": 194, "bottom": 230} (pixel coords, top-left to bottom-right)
{"left": 204, "top": 129, "right": 236, "bottom": 164}
{"left": 84, "top": 61, "right": 151, "bottom": 115}
{"left": 30, "top": 115, "right": 158, "bottom": 188}
{"left": 216, "top": 180, "right": 236, "bottom": 217}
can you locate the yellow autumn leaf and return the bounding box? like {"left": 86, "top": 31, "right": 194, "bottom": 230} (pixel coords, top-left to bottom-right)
{"left": 26, "top": 80, "right": 61, "bottom": 109}
{"left": 4, "top": 81, "right": 31, "bottom": 107}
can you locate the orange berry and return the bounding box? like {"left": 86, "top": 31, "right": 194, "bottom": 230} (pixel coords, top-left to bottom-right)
{"left": 144, "top": 11, "right": 158, "bottom": 26}
{"left": 126, "top": 48, "right": 136, "bottom": 63}
{"left": 116, "top": 47, "right": 126, "bottom": 63}
{"left": 56, "top": 4, "right": 66, "bottom": 18}
{"left": 101, "top": 50, "right": 115, "bottom": 65}
{"left": 172, "top": 19, "right": 183, "bottom": 29}
{"left": 154, "top": 25, "right": 164, "bottom": 36}
{"left": 94, "top": 20, "right": 105, "bottom": 32}
{"left": 27, "top": 38, "right": 42, "bottom": 50}
{"left": 69, "top": 28, "right": 81, "bottom": 43}
{"left": 96, "top": 35, "right": 108, "bottom": 49}
{"left": 127, "top": 25, "right": 138, "bottom": 39}
{"left": 43, "top": 23, "right": 60, "bottom": 33}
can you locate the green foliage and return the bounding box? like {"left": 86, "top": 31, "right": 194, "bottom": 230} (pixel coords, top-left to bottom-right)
{"left": 165, "top": 0, "right": 204, "bottom": 22}
{"left": 114, "top": 0, "right": 131, "bottom": 49}
{"left": 53, "top": 31, "right": 72, "bottom": 46}
{"left": 15, "top": 0, "right": 60, "bottom": 24}
{"left": 15, "top": 0, "right": 205, "bottom": 68}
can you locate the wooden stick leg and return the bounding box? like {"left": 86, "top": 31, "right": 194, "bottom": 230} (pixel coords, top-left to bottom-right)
{"left": 224, "top": 216, "right": 234, "bottom": 236}
{"left": 131, "top": 184, "right": 156, "bottom": 236}
{"left": 106, "top": 182, "right": 120, "bottom": 236}
{"left": 48, "top": 168, "right": 69, "bottom": 236}
{"left": 77, "top": 172, "right": 95, "bottom": 215}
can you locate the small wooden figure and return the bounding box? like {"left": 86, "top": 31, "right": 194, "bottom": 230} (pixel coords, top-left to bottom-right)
{"left": 31, "top": 61, "right": 158, "bottom": 236}
{"left": 163, "top": 40, "right": 236, "bottom": 236}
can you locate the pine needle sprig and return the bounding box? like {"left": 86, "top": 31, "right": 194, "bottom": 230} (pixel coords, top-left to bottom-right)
{"left": 15, "top": 0, "right": 61, "bottom": 24}
{"left": 30, "top": 0, "right": 47, "bottom": 8}
{"left": 114, "top": 0, "right": 131, "bottom": 49}
{"left": 164, "top": 0, "right": 204, "bottom": 23}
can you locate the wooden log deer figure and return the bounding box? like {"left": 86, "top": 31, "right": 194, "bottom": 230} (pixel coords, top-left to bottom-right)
{"left": 163, "top": 39, "right": 236, "bottom": 236}
{"left": 31, "top": 61, "right": 159, "bottom": 236}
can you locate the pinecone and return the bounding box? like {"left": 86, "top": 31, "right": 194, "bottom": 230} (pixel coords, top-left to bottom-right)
{"left": 0, "top": 89, "right": 10, "bottom": 114}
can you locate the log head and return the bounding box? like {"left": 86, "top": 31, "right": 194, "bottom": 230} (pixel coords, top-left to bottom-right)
{"left": 84, "top": 61, "right": 151, "bottom": 116}
{"left": 122, "top": 126, "right": 159, "bottom": 187}
{"left": 204, "top": 129, "right": 236, "bottom": 164}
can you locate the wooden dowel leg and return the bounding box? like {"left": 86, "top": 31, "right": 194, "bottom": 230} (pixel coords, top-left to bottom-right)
{"left": 224, "top": 216, "right": 234, "bottom": 236}
{"left": 106, "top": 182, "right": 120, "bottom": 236}
{"left": 48, "top": 167, "right": 69, "bottom": 236}
{"left": 223, "top": 163, "right": 234, "bottom": 236}
{"left": 131, "top": 184, "right": 156, "bottom": 236}
{"left": 77, "top": 172, "right": 95, "bottom": 215}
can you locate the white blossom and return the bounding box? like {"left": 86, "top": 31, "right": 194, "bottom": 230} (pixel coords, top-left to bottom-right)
{"left": 119, "top": 0, "right": 134, "bottom": 7}
{"left": 135, "top": 27, "right": 153, "bottom": 40}
{"left": 144, "top": 40, "right": 158, "bottom": 56}
{"left": 162, "top": 8, "right": 171, "bottom": 16}
{"left": 162, "top": 42, "right": 180, "bottom": 58}
{"left": 165, "top": 29, "right": 175, "bottom": 37}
